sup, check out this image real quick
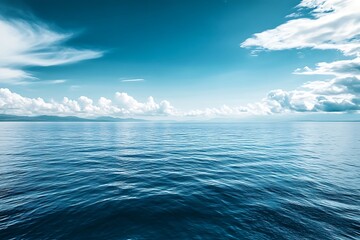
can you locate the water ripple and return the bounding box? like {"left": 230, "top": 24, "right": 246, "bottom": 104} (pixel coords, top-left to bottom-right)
{"left": 0, "top": 122, "right": 359, "bottom": 239}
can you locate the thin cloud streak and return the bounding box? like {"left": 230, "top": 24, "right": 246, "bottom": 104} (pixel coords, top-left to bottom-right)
{"left": 121, "top": 78, "right": 145, "bottom": 82}
{"left": 35, "top": 79, "right": 67, "bottom": 85}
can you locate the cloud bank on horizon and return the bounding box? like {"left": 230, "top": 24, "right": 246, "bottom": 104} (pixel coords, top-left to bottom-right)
{"left": 0, "top": 88, "right": 175, "bottom": 117}
{"left": 0, "top": 0, "right": 360, "bottom": 118}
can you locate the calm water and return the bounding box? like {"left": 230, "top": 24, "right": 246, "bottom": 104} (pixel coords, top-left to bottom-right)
{"left": 0, "top": 122, "right": 359, "bottom": 239}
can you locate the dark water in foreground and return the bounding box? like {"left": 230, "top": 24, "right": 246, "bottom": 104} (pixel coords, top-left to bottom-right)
{"left": 0, "top": 122, "right": 359, "bottom": 239}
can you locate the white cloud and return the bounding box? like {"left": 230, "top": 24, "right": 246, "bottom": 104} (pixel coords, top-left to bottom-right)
{"left": 0, "top": 88, "right": 175, "bottom": 117}
{"left": 241, "top": 0, "right": 360, "bottom": 56}
{"left": 121, "top": 78, "right": 145, "bottom": 82}
{"left": 185, "top": 105, "right": 248, "bottom": 117}
{"left": 42, "top": 80, "right": 67, "bottom": 84}
{"left": 294, "top": 57, "right": 360, "bottom": 78}
{"left": 115, "top": 92, "right": 175, "bottom": 115}
{"left": 241, "top": 0, "right": 360, "bottom": 79}
{"left": 285, "top": 12, "right": 303, "bottom": 19}
{"left": 0, "top": 16, "right": 102, "bottom": 84}
{"left": 255, "top": 77, "right": 360, "bottom": 113}
{"left": 0, "top": 67, "right": 36, "bottom": 85}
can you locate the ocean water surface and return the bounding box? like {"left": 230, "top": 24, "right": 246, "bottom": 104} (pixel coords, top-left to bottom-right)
{"left": 0, "top": 122, "right": 359, "bottom": 239}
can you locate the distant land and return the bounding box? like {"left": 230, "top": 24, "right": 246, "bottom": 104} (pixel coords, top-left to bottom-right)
{"left": 0, "top": 114, "right": 146, "bottom": 122}
{"left": 1, "top": 114, "right": 360, "bottom": 123}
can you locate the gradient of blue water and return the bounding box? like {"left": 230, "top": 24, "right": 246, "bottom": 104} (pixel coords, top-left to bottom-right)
{"left": 0, "top": 122, "right": 359, "bottom": 239}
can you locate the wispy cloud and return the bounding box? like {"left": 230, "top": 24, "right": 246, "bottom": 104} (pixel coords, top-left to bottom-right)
{"left": 294, "top": 57, "right": 360, "bottom": 78}
{"left": 35, "top": 79, "right": 67, "bottom": 85}
{"left": 69, "top": 85, "right": 81, "bottom": 91}
{"left": 241, "top": 0, "right": 360, "bottom": 56}
{"left": 121, "top": 78, "right": 145, "bottom": 82}
{"left": 0, "top": 15, "right": 103, "bottom": 85}
{"left": 0, "top": 67, "right": 36, "bottom": 85}
{"left": 285, "top": 12, "right": 302, "bottom": 18}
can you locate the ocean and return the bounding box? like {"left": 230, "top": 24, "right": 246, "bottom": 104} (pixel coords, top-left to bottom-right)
{"left": 0, "top": 122, "right": 359, "bottom": 239}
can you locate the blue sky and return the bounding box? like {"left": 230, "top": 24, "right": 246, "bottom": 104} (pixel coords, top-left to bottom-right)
{"left": 0, "top": 0, "right": 359, "bottom": 119}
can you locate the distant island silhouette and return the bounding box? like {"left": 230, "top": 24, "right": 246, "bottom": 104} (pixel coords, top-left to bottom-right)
{"left": 0, "top": 114, "right": 146, "bottom": 122}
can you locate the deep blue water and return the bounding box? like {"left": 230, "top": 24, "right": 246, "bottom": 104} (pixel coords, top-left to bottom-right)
{"left": 0, "top": 122, "right": 359, "bottom": 239}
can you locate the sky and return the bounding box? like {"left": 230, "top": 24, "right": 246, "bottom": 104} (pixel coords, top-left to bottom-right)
{"left": 0, "top": 0, "right": 360, "bottom": 119}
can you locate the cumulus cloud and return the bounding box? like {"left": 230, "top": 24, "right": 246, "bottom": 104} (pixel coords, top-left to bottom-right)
{"left": 255, "top": 77, "right": 360, "bottom": 113}
{"left": 0, "top": 88, "right": 175, "bottom": 117}
{"left": 115, "top": 92, "right": 174, "bottom": 115}
{"left": 0, "top": 16, "right": 102, "bottom": 84}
